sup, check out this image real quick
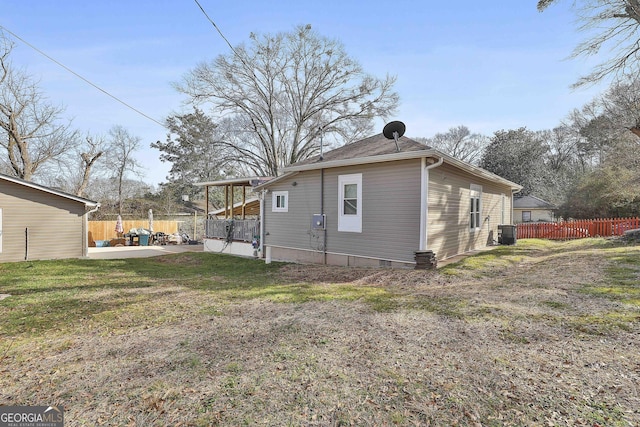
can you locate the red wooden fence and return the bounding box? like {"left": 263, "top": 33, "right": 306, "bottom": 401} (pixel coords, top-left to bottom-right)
{"left": 516, "top": 217, "right": 640, "bottom": 240}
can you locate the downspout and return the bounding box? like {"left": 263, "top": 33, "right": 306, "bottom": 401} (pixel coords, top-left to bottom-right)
{"left": 420, "top": 156, "right": 444, "bottom": 251}
{"left": 84, "top": 204, "right": 100, "bottom": 257}
{"left": 259, "top": 189, "right": 266, "bottom": 260}
{"left": 321, "top": 168, "right": 326, "bottom": 265}
{"left": 319, "top": 127, "right": 326, "bottom": 265}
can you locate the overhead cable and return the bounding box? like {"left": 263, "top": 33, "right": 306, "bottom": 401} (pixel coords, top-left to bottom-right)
{"left": 0, "top": 24, "right": 165, "bottom": 128}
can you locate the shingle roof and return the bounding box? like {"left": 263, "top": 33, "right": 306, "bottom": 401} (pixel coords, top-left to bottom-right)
{"left": 255, "top": 131, "right": 522, "bottom": 191}
{"left": 513, "top": 195, "right": 556, "bottom": 209}
{"left": 293, "top": 133, "right": 430, "bottom": 166}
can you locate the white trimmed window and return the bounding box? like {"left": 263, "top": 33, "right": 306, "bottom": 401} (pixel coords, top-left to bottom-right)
{"left": 470, "top": 184, "right": 482, "bottom": 231}
{"left": 338, "top": 173, "right": 362, "bottom": 233}
{"left": 272, "top": 191, "right": 288, "bottom": 212}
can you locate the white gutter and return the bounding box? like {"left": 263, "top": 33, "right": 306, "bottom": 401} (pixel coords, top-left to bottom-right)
{"left": 87, "top": 203, "right": 101, "bottom": 215}
{"left": 84, "top": 203, "right": 101, "bottom": 257}
{"left": 420, "top": 157, "right": 444, "bottom": 251}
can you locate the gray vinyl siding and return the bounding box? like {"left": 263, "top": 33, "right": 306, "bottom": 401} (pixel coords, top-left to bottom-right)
{"left": 264, "top": 159, "right": 422, "bottom": 263}
{"left": 264, "top": 170, "right": 322, "bottom": 250}
{"left": 0, "top": 181, "right": 86, "bottom": 262}
{"left": 427, "top": 163, "right": 513, "bottom": 260}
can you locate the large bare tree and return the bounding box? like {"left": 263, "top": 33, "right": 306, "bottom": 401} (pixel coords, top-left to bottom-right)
{"left": 0, "top": 32, "right": 79, "bottom": 181}
{"left": 538, "top": 0, "right": 640, "bottom": 86}
{"left": 175, "top": 25, "right": 399, "bottom": 176}
{"left": 416, "top": 125, "right": 488, "bottom": 165}
{"left": 565, "top": 74, "right": 640, "bottom": 164}
{"left": 104, "top": 125, "right": 142, "bottom": 215}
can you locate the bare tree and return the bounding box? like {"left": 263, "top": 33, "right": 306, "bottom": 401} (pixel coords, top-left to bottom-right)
{"left": 75, "top": 135, "right": 105, "bottom": 197}
{"left": 597, "top": 74, "right": 640, "bottom": 138}
{"left": 0, "top": 32, "right": 79, "bottom": 181}
{"left": 538, "top": 126, "right": 578, "bottom": 171}
{"left": 175, "top": 25, "right": 399, "bottom": 176}
{"left": 538, "top": 0, "right": 640, "bottom": 86}
{"left": 416, "top": 125, "right": 488, "bottom": 165}
{"left": 104, "top": 125, "right": 142, "bottom": 215}
{"left": 563, "top": 75, "right": 640, "bottom": 168}
{"left": 43, "top": 133, "right": 106, "bottom": 196}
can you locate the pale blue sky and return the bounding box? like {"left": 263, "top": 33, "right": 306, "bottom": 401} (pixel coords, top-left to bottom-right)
{"left": 3, "top": 1, "right": 605, "bottom": 186}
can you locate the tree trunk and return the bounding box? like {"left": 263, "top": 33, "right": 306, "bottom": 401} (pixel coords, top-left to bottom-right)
{"left": 76, "top": 151, "right": 103, "bottom": 197}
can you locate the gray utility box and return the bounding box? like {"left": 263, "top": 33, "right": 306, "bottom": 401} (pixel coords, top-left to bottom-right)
{"left": 311, "top": 214, "right": 326, "bottom": 230}
{"left": 498, "top": 224, "right": 517, "bottom": 245}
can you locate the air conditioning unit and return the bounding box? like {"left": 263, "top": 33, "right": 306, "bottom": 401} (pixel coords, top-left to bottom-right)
{"left": 498, "top": 224, "right": 517, "bottom": 245}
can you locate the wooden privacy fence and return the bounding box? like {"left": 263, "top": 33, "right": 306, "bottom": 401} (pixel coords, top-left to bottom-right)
{"left": 517, "top": 217, "right": 640, "bottom": 240}
{"left": 88, "top": 220, "right": 179, "bottom": 242}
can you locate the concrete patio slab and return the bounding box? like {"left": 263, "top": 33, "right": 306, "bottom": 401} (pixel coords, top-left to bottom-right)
{"left": 87, "top": 244, "right": 203, "bottom": 259}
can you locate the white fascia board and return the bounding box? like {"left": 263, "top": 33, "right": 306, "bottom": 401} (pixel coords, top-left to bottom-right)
{"left": 253, "top": 172, "right": 299, "bottom": 190}
{"left": 284, "top": 150, "right": 437, "bottom": 172}
{"left": 194, "top": 176, "right": 273, "bottom": 187}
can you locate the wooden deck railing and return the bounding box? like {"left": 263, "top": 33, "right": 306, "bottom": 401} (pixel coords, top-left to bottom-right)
{"left": 517, "top": 217, "right": 640, "bottom": 240}
{"left": 205, "top": 218, "right": 259, "bottom": 243}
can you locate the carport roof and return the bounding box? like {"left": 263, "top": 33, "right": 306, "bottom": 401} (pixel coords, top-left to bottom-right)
{"left": 194, "top": 176, "right": 272, "bottom": 187}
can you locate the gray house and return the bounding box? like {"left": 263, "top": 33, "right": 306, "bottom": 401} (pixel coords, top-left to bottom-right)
{"left": 513, "top": 195, "right": 557, "bottom": 223}
{"left": 0, "top": 173, "right": 99, "bottom": 262}
{"left": 253, "top": 133, "right": 522, "bottom": 268}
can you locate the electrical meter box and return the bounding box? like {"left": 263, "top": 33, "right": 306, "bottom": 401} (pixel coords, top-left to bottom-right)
{"left": 311, "top": 214, "right": 326, "bottom": 230}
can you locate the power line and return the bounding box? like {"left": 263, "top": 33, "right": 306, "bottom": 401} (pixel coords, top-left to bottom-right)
{"left": 192, "top": 0, "right": 266, "bottom": 85}
{"left": 0, "top": 24, "right": 166, "bottom": 128}
{"left": 193, "top": 0, "right": 239, "bottom": 57}
{"left": 192, "top": 0, "right": 291, "bottom": 115}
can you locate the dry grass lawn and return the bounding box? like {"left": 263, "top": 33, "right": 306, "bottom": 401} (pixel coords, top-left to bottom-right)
{"left": 1, "top": 238, "right": 639, "bottom": 426}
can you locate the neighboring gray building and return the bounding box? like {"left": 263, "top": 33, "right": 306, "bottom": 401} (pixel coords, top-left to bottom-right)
{"left": 0, "top": 173, "right": 99, "bottom": 262}
{"left": 513, "top": 195, "right": 557, "bottom": 224}
{"left": 253, "top": 133, "right": 522, "bottom": 268}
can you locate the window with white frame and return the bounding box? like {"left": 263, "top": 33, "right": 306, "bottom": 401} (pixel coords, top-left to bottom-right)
{"left": 470, "top": 184, "right": 482, "bottom": 231}
{"left": 272, "top": 191, "right": 288, "bottom": 212}
{"left": 522, "top": 211, "right": 532, "bottom": 222}
{"left": 338, "top": 173, "right": 362, "bottom": 232}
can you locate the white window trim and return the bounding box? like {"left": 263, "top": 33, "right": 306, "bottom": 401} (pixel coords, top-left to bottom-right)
{"left": 272, "top": 191, "right": 289, "bottom": 212}
{"left": 0, "top": 208, "right": 3, "bottom": 253}
{"left": 470, "top": 184, "right": 482, "bottom": 231}
{"left": 338, "top": 173, "right": 362, "bottom": 233}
